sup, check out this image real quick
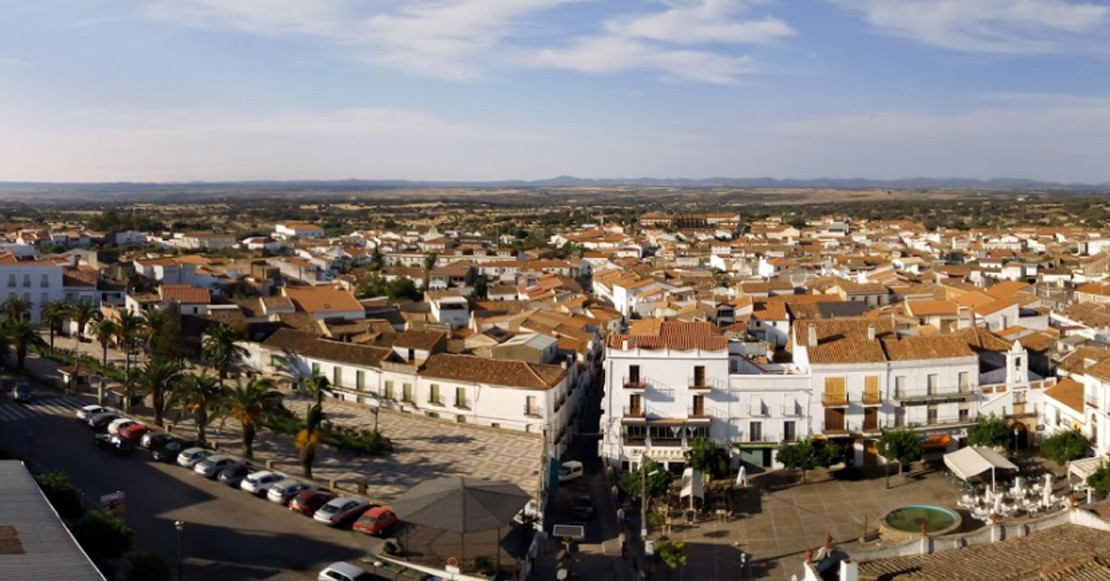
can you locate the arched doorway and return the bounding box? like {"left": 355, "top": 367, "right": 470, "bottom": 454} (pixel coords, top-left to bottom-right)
{"left": 1011, "top": 421, "right": 1029, "bottom": 451}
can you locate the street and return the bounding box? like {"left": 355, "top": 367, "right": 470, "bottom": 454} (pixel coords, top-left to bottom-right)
{"left": 0, "top": 391, "right": 384, "bottom": 581}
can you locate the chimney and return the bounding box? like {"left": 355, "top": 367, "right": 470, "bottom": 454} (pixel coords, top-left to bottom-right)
{"left": 957, "top": 306, "right": 971, "bottom": 330}
{"left": 867, "top": 324, "right": 876, "bottom": 341}
{"left": 807, "top": 324, "right": 818, "bottom": 347}
{"left": 840, "top": 560, "right": 860, "bottom": 581}
{"left": 622, "top": 339, "right": 629, "bottom": 351}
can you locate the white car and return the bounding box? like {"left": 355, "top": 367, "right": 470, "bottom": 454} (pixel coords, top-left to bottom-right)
{"left": 76, "top": 405, "right": 118, "bottom": 421}
{"left": 266, "top": 479, "right": 315, "bottom": 505}
{"left": 176, "top": 447, "right": 212, "bottom": 468}
{"left": 559, "top": 460, "right": 584, "bottom": 482}
{"left": 107, "top": 418, "right": 140, "bottom": 436}
{"left": 319, "top": 562, "right": 376, "bottom": 581}
{"left": 240, "top": 470, "right": 288, "bottom": 496}
{"left": 313, "top": 497, "right": 370, "bottom": 526}
{"left": 193, "top": 455, "right": 241, "bottom": 478}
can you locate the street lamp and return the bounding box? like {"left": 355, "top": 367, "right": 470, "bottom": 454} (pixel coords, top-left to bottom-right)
{"left": 1013, "top": 428, "right": 1020, "bottom": 455}
{"left": 640, "top": 457, "right": 660, "bottom": 538}
{"left": 174, "top": 520, "right": 185, "bottom": 581}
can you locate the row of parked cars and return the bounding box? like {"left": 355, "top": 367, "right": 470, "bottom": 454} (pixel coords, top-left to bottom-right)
{"left": 78, "top": 404, "right": 401, "bottom": 537}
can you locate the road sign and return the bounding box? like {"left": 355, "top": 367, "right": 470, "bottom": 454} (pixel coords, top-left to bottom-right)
{"left": 100, "top": 491, "right": 126, "bottom": 516}
{"left": 552, "top": 524, "right": 585, "bottom": 540}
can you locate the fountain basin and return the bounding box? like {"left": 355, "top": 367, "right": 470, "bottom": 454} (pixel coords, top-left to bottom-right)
{"left": 879, "top": 505, "right": 962, "bottom": 543}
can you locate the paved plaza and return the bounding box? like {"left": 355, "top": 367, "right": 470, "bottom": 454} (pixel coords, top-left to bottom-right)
{"left": 647, "top": 467, "right": 965, "bottom": 581}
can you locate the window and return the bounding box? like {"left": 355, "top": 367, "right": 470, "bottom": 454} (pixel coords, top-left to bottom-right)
{"left": 455, "top": 387, "right": 468, "bottom": 408}
{"left": 40, "top": 273, "right": 48, "bottom": 288}
{"left": 824, "top": 377, "right": 847, "bottom": 405}
{"left": 927, "top": 406, "right": 938, "bottom": 425}
{"left": 693, "top": 365, "right": 706, "bottom": 387}
{"left": 895, "top": 375, "right": 907, "bottom": 397}
{"left": 22, "top": 274, "right": 30, "bottom": 287}
{"left": 628, "top": 393, "right": 642, "bottom": 415}
{"left": 311, "top": 362, "right": 320, "bottom": 375}
{"left": 525, "top": 395, "right": 539, "bottom": 416}
{"left": 692, "top": 394, "right": 706, "bottom": 416}
{"left": 40, "top": 293, "right": 49, "bottom": 308}
{"left": 959, "top": 371, "right": 970, "bottom": 391}
{"left": 749, "top": 421, "right": 763, "bottom": 442}
{"left": 333, "top": 366, "right": 342, "bottom": 387}
{"left": 783, "top": 420, "right": 796, "bottom": 442}
{"left": 402, "top": 383, "right": 414, "bottom": 403}
{"left": 6, "top": 274, "right": 14, "bottom": 288}
{"left": 429, "top": 384, "right": 441, "bottom": 405}
{"left": 356, "top": 370, "right": 365, "bottom": 390}
{"left": 927, "top": 374, "right": 938, "bottom": 394}
{"left": 959, "top": 408, "right": 969, "bottom": 422}
{"left": 384, "top": 381, "right": 395, "bottom": 401}
{"left": 628, "top": 365, "right": 641, "bottom": 385}
{"left": 864, "top": 376, "right": 880, "bottom": 403}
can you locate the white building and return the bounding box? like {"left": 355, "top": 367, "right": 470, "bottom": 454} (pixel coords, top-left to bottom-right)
{"left": 0, "top": 253, "right": 65, "bottom": 322}
{"left": 273, "top": 222, "right": 325, "bottom": 240}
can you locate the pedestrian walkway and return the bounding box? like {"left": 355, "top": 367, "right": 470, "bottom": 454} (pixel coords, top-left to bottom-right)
{"left": 0, "top": 394, "right": 87, "bottom": 423}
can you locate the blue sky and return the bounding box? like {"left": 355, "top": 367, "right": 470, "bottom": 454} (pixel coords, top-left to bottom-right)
{"left": 2, "top": 0, "right": 1110, "bottom": 182}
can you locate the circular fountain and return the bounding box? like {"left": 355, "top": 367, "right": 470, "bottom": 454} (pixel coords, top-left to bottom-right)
{"left": 879, "top": 505, "right": 962, "bottom": 542}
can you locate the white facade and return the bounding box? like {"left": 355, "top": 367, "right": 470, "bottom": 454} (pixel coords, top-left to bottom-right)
{"left": 0, "top": 261, "right": 65, "bottom": 322}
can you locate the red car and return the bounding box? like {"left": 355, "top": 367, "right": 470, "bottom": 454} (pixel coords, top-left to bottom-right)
{"left": 289, "top": 490, "right": 336, "bottom": 516}
{"left": 118, "top": 423, "right": 151, "bottom": 442}
{"left": 353, "top": 506, "right": 399, "bottom": 536}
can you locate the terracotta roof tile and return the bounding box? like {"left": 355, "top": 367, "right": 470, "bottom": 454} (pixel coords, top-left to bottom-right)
{"left": 283, "top": 286, "right": 362, "bottom": 315}
{"left": 160, "top": 284, "right": 210, "bottom": 305}
{"left": 1045, "top": 377, "right": 1085, "bottom": 415}
{"left": 421, "top": 353, "right": 567, "bottom": 389}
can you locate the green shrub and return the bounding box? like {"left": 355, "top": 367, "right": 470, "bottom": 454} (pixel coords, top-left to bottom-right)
{"left": 474, "top": 555, "right": 496, "bottom": 574}
{"left": 127, "top": 551, "right": 173, "bottom": 581}
{"left": 35, "top": 470, "right": 85, "bottom": 520}
{"left": 71, "top": 510, "right": 134, "bottom": 559}
{"left": 1041, "top": 430, "right": 1091, "bottom": 465}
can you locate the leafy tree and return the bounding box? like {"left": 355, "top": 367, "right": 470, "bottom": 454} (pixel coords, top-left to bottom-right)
{"left": 152, "top": 302, "right": 187, "bottom": 363}
{"left": 368, "top": 247, "right": 383, "bottom": 271}
{"left": 777, "top": 438, "right": 843, "bottom": 484}
{"left": 684, "top": 437, "right": 731, "bottom": 478}
{"left": 1041, "top": 430, "right": 1091, "bottom": 465}
{"left": 389, "top": 277, "right": 422, "bottom": 301}
{"left": 227, "top": 378, "right": 284, "bottom": 459}
{"left": 1089, "top": 461, "right": 1110, "bottom": 494}
{"left": 0, "top": 331, "right": 9, "bottom": 370}
{"left": 618, "top": 458, "right": 672, "bottom": 501}
{"left": 173, "top": 373, "right": 227, "bottom": 445}
{"left": 71, "top": 510, "right": 134, "bottom": 559}
{"left": 655, "top": 536, "right": 689, "bottom": 570}
{"left": 8, "top": 319, "right": 46, "bottom": 372}
{"left": 42, "top": 301, "right": 71, "bottom": 352}
{"left": 69, "top": 299, "right": 98, "bottom": 343}
{"left": 469, "top": 276, "right": 488, "bottom": 300}
{"left": 140, "top": 305, "right": 168, "bottom": 356}
{"left": 877, "top": 428, "right": 923, "bottom": 478}
{"left": 137, "top": 358, "right": 183, "bottom": 427}
{"left": 201, "top": 323, "right": 247, "bottom": 385}
{"left": 34, "top": 470, "right": 85, "bottom": 519}
{"left": 1, "top": 295, "right": 33, "bottom": 322}
{"left": 968, "top": 414, "right": 1011, "bottom": 448}
{"left": 127, "top": 551, "right": 174, "bottom": 581}
{"left": 296, "top": 373, "right": 333, "bottom": 479}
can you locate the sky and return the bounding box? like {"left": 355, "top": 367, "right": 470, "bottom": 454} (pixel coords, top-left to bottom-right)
{"left": 2, "top": 0, "right": 1110, "bottom": 183}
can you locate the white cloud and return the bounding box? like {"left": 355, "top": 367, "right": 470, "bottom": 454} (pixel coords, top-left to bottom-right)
{"left": 0, "top": 57, "right": 30, "bottom": 67}
{"left": 607, "top": 0, "right": 794, "bottom": 45}
{"left": 531, "top": 36, "right": 755, "bottom": 83}
{"left": 828, "top": 0, "right": 1110, "bottom": 54}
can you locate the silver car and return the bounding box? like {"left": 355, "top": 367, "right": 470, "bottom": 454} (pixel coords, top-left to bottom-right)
{"left": 193, "top": 455, "right": 241, "bottom": 478}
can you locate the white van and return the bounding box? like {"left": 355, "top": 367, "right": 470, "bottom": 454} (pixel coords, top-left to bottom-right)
{"left": 559, "top": 460, "right": 584, "bottom": 482}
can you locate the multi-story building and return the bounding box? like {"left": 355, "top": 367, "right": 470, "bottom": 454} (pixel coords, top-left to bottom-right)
{"left": 0, "top": 252, "right": 65, "bottom": 322}
{"left": 273, "top": 222, "right": 325, "bottom": 240}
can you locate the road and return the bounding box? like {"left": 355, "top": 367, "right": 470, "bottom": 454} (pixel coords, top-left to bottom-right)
{"left": 0, "top": 390, "right": 384, "bottom": 581}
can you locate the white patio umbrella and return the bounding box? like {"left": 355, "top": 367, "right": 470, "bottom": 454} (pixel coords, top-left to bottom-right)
{"left": 993, "top": 491, "right": 1003, "bottom": 516}
{"left": 736, "top": 465, "right": 748, "bottom": 487}
{"left": 1013, "top": 476, "right": 1024, "bottom": 499}
{"left": 1043, "top": 473, "right": 1053, "bottom": 508}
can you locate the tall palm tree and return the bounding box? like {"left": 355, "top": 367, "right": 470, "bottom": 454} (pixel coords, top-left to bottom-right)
{"left": 69, "top": 299, "right": 97, "bottom": 344}
{"left": 141, "top": 306, "right": 168, "bottom": 356}
{"left": 174, "top": 373, "right": 226, "bottom": 446}
{"left": 1, "top": 296, "right": 33, "bottom": 323}
{"left": 115, "top": 309, "right": 145, "bottom": 377}
{"left": 226, "top": 378, "right": 283, "bottom": 459}
{"left": 92, "top": 318, "right": 118, "bottom": 368}
{"left": 137, "top": 358, "right": 183, "bottom": 427}
{"left": 201, "top": 324, "right": 247, "bottom": 385}
{"left": 297, "top": 372, "right": 332, "bottom": 479}
{"left": 41, "top": 301, "right": 72, "bottom": 352}
{"left": 9, "top": 319, "right": 46, "bottom": 372}
{"left": 0, "top": 327, "right": 11, "bottom": 369}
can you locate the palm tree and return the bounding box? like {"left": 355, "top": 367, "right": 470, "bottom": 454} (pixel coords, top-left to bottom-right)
{"left": 0, "top": 328, "right": 11, "bottom": 369}
{"left": 137, "top": 358, "right": 183, "bottom": 427}
{"left": 141, "top": 306, "right": 169, "bottom": 356}
{"left": 41, "top": 301, "right": 71, "bottom": 352}
{"left": 9, "top": 319, "right": 47, "bottom": 372}
{"left": 296, "top": 372, "right": 332, "bottom": 479}
{"left": 201, "top": 324, "right": 247, "bottom": 385}
{"left": 92, "top": 318, "right": 118, "bottom": 368}
{"left": 115, "top": 309, "right": 145, "bottom": 377}
{"left": 1, "top": 296, "right": 33, "bottom": 323}
{"left": 69, "top": 299, "right": 97, "bottom": 344}
{"left": 226, "top": 378, "right": 283, "bottom": 459}
{"left": 174, "top": 373, "right": 226, "bottom": 446}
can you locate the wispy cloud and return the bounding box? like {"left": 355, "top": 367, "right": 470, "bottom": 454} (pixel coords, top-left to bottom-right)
{"left": 827, "top": 0, "right": 1110, "bottom": 54}
{"left": 140, "top": 0, "right": 788, "bottom": 83}
{"left": 0, "top": 57, "right": 30, "bottom": 68}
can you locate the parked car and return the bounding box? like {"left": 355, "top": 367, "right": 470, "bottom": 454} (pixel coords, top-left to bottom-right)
{"left": 107, "top": 418, "right": 140, "bottom": 436}
{"left": 88, "top": 412, "right": 122, "bottom": 431}
{"left": 118, "top": 423, "right": 151, "bottom": 441}
{"left": 314, "top": 497, "right": 371, "bottom": 526}
{"left": 559, "top": 460, "right": 584, "bottom": 482}
{"left": 266, "top": 479, "right": 315, "bottom": 505}
{"left": 217, "top": 464, "right": 253, "bottom": 487}
{"left": 77, "top": 405, "right": 118, "bottom": 421}
{"left": 318, "top": 562, "right": 386, "bottom": 581}
{"left": 176, "top": 447, "right": 212, "bottom": 468}
{"left": 9, "top": 380, "right": 32, "bottom": 403}
{"left": 240, "top": 471, "right": 288, "bottom": 496}
{"left": 290, "top": 490, "right": 337, "bottom": 516}
{"left": 194, "top": 455, "right": 241, "bottom": 478}
{"left": 151, "top": 438, "right": 197, "bottom": 462}
{"left": 353, "top": 506, "right": 399, "bottom": 536}
{"left": 571, "top": 495, "right": 596, "bottom": 520}
{"left": 140, "top": 432, "right": 173, "bottom": 450}
{"left": 95, "top": 433, "right": 136, "bottom": 456}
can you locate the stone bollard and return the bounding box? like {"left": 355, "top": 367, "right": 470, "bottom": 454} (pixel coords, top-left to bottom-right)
{"left": 357, "top": 479, "right": 367, "bottom": 495}
{"left": 266, "top": 459, "right": 275, "bottom": 470}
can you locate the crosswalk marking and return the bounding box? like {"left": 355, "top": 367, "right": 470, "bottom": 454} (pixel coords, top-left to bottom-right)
{"left": 0, "top": 395, "right": 87, "bottom": 424}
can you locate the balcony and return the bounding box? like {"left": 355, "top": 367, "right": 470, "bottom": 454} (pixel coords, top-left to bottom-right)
{"left": 687, "top": 406, "right": 711, "bottom": 420}
{"left": 1087, "top": 395, "right": 1100, "bottom": 410}
{"left": 455, "top": 399, "right": 470, "bottom": 410}
{"left": 861, "top": 422, "right": 882, "bottom": 435}
{"left": 688, "top": 377, "right": 712, "bottom": 391}
{"left": 823, "top": 423, "right": 850, "bottom": 436}
{"left": 623, "top": 376, "right": 647, "bottom": 389}
{"left": 896, "top": 388, "right": 974, "bottom": 405}
{"left": 861, "top": 393, "right": 882, "bottom": 406}
{"left": 624, "top": 405, "right": 645, "bottom": 418}
{"left": 903, "top": 417, "right": 977, "bottom": 430}
{"left": 822, "top": 393, "right": 850, "bottom": 407}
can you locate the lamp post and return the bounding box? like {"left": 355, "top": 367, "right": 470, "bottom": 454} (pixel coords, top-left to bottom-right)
{"left": 640, "top": 457, "right": 659, "bottom": 538}
{"left": 174, "top": 520, "right": 185, "bottom": 581}
{"left": 1013, "top": 428, "right": 1020, "bottom": 455}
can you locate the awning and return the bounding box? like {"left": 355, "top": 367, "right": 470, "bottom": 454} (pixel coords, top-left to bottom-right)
{"left": 1068, "top": 457, "right": 1104, "bottom": 482}
{"left": 922, "top": 434, "right": 952, "bottom": 452}
{"left": 943, "top": 446, "right": 1018, "bottom": 481}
